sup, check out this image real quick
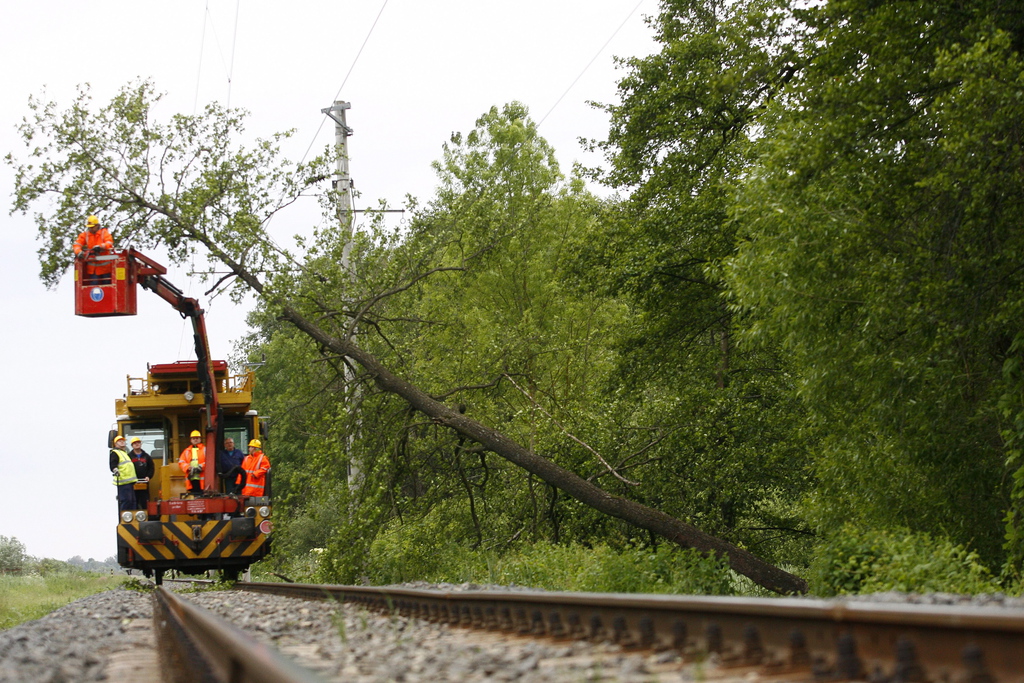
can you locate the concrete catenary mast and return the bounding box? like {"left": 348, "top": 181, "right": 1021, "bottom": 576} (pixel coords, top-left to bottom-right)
{"left": 320, "top": 101, "right": 361, "bottom": 486}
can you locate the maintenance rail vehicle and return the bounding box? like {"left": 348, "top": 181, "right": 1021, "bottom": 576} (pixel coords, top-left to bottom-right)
{"left": 74, "top": 248, "right": 272, "bottom": 584}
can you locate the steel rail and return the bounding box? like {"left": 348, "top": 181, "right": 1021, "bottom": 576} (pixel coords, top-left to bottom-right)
{"left": 237, "top": 581, "right": 1024, "bottom": 681}
{"left": 153, "top": 587, "right": 326, "bottom": 683}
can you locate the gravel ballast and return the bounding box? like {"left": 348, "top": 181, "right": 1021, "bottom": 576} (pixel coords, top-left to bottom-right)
{"left": 189, "top": 589, "right": 671, "bottom": 682}
{"left": 1, "top": 584, "right": 1023, "bottom": 682}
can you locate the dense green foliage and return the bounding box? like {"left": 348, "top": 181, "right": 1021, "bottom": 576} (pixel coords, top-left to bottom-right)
{"left": 257, "top": 534, "right": 734, "bottom": 595}
{"left": 583, "top": 0, "right": 1022, "bottom": 584}
{"left": 251, "top": 104, "right": 656, "bottom": 577}
{"left": 810, "top": 525, "right": 1001, "bottom": 596}
{"left": 722, "top": 0, "right": 1024, "bottom": 564}
{"left": 368, "top": 533, "right": 734, "bottom": 595}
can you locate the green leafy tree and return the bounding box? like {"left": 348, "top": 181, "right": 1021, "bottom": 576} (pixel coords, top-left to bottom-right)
{"left": 259, "top": 105, "right": 637, "bottom": 564}
{"left": 7, "top": 81, "right": 311, "bottom": 295}
{"left": 0, "top": 535, "right": 27, "bottom": 573}
{"left": 723, "top": 0, "right": 1024, "bottom": 563}
{"left": 593, "top": 0, "right": 1024, "bottom": 574}
{"left": 584, "top": 0, "right": 814, "bottom": 562}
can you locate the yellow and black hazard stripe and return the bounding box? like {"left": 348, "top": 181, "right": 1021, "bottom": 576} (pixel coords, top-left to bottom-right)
{"left": 116, "top": 521, "right": 269, "bottom": 563}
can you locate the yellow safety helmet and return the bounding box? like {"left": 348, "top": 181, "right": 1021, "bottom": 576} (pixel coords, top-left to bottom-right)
{"left": 248, "top": 439, "right": 262, "bottom": 449}
{"left": 190, "top": 430, "right": 202, "bottom": 438}
{"left": 130, "top": 436, "right": 142, "bottom": 444}
{"left": 113, "top": 434, "right": 126, "bottom": 442}
{"left": 86, "top": 215, "right": 100, "bottom": 228}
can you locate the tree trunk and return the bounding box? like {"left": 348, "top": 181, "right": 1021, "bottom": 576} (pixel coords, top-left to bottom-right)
{"left": 280, "top": 305, "right": 808, "bottom": 595}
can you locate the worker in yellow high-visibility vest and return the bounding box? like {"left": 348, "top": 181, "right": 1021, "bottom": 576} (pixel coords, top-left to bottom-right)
{"left": 109, "top": 435, "right": 138, "bottom": 510}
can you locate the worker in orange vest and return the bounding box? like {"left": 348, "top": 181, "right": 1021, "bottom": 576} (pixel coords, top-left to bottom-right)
{"left": 240, "top": 439, "right": 270, "bottom": 497}
{"left": 178, "top": 430, "right": 206, "bottom": 493}
{"left": 73, "top": 215, "right": 114, "bottom": 284}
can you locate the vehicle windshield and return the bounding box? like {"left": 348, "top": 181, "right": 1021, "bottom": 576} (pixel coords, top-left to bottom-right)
{"left": 223, "top": 417, "right": 250, "bottom": 452}
{"left": 122, "top": 423, "right": 167, "bottom": 465}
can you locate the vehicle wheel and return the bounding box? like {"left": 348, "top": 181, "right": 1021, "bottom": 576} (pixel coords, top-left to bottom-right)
{"left": 221, "top": 568, "right": 239, "bottom": 583}
{"left": 154, "top": 569, "right": 164, "bottom": 586}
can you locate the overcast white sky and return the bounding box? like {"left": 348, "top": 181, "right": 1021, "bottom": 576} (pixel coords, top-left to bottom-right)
{"left": 0, "top": 0, "right": 657, "bottom": 561}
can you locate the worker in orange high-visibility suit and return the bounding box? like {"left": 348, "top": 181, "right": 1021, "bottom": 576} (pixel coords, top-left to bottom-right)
{"left": 239, "top": 439, "right": 270, "bottom": 497}
{"left": 73, "top": 215, "right": 114, "bottom": 284}
{"left": 178, "top": 430, "right": 206, "bottom": 493}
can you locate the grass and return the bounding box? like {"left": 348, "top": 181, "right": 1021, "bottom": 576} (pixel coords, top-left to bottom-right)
{"left": 0, "top": 572, "right": 127, "bottom": 630}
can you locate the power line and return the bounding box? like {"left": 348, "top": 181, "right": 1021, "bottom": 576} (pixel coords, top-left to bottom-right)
{"left": 297, "top": 0, "right": 390, "bottom": 167}
{"left": 192, "top": 1, "right": 238, "bottom": 113}
{"left": 247, "top": 0, "right": 643, "bottom": 280}
{"left": 192, "top": 2, "right": 209, "bottom": 116}
{"left": 206, "top": 11, "right": 233, "bottom": 83}
{"left": 538, "top": 0, "right": 647, "bottom": 128}
{"left": 226, "top": 0, "right": 242, "bottom": 109}
{"left": 259, "top": 0, "right": 391, "bottom": 260}
{"left": 182, "top": 1, "right": 393, "bottom": 316}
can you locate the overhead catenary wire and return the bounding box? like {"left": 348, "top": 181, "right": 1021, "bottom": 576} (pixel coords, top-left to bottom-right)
{"left": 537, "top": 0, "right": 648, "bottom": 128}
{"left": 185, "top": 0, "right": 244, "bottom": 356}
{"left": 258, "top": 0, "right": 390, "bottom": 260}
{"left": 192, "top": 2, "right": 209, "bottom": 116}
{"left": 288, "top": 0, "right": 644, "bottom": 227}
{"left": 212, "top": 0, "right": 642, "bottom": 283}
{"left": 296, "top": 0, "right": 391, "bottom": 169}
{"left": 189, "top": 0, "right": 303, "bottom": 277}
{"left": 226, "top": 0, "right": 242, "bottom": 109}
{"left": 192, "top": 0, "right": 242, "bottom": 114}
{"left": 189, "top": 1, "right": 265, "bottom": 297}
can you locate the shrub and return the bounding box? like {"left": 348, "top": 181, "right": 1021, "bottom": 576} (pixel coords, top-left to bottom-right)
{"left": 486, "top": 542, "right": 734, "bottom": 595}
{"left": 366, "top": 501, "right": 486, "bottom": 584}
{"left": 31, "top": 558, "right": 81, "bottom": 576}
{"left": 810, "top": 524, "right": 1001, "bottom": 596}
{"left": 362, "top": 512, "right": 734, "bottom": 594}
{"left": 0, "top": 536, "right": 27, "bottom": 573}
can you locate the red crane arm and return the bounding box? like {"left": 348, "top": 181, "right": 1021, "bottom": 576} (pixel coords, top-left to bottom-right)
{"left": 128, "top": 249, "right": 222, "bottom": 492}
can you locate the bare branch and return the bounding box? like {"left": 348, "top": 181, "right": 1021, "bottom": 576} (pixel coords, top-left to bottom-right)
{"left": 432, "top": 376, "right": 504, "bottom": 400}
{"left": 345, "top": 264, "right": 467, "bottom": 340}
{"left": 502, "top": 373, "right": 640, "bottom": 487}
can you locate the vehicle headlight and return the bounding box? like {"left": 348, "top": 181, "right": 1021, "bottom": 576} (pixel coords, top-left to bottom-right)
{"left": 134, "top": 510, "right": 148, "bottom": 522}
{"left": 258, "top": 506, "right": 270, "bottom": 518}
{"left": 121, "top": 511, "right": 134, "bottom": 523}
{"left": 244, "top": 507, "right": 257, "bottom": 518}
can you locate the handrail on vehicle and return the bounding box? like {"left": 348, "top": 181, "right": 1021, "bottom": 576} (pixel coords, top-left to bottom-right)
{"left": 126, "top": 372, "right": 254, "bottom": 398}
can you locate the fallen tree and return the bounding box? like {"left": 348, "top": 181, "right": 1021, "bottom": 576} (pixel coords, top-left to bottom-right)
{"left": 8, "top": 82, "right": 808, "bottom": 594}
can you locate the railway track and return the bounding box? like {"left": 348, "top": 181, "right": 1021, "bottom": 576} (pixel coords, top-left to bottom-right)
{"left": 153, "top": 581, "right": 1024, "bottom": 681}
{"left": 153, "top": 587, "right": 322, "bottom": 683}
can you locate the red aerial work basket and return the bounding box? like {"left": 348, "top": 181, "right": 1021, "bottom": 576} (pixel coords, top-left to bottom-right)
{"left": 74, "top": 250, "right": 138, "bottom": 317}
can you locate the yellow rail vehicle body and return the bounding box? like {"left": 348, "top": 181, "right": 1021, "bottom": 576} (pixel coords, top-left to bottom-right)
{"left": 114, "top": 360, "right": 271, "bottom": 582}
{"left": 117, "top": 503, "right": 271, "bottom": 566}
